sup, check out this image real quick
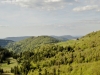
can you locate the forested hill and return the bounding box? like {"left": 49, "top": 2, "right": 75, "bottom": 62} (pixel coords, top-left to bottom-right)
{"left": 0, "top": 39, "right": 14, "bottom": 47}
{"left": 0, "top": 46, "right": 12, "bottom": 63}
{"left": 5, "top": 36, "right": 59, "bottom": 53}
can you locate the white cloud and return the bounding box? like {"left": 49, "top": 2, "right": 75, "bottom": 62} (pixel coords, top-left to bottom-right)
{"left": 73, "top": 5, "right": 98, "bottom": 12}
{"left": 72, "top": 0, "right": 100, "bottom": 12}
{"left": 1, "top": 0, "right": 76, "bottom": 10}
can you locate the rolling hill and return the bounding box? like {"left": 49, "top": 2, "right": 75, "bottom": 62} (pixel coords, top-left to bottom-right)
{"left": 5, "top": 36, "right": 59, "bottom": 53}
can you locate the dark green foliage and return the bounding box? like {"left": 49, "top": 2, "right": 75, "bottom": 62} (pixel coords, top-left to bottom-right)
{"left": 7, "top": 60, "right": 10, "bottom": 65}
{"left": 11, "top": 67, "right": 14, "bottom": 73}
{"left": 58, "top": 69, "right": 60, "bottom": 75}
{"left": 22, "top": 61, "right": 31, "bottom": 71}
{"left": 11, "top": 66, "right": 21, "bottom": 75}
{"left": 39, "top": 68, "right": 42, "bottom": 75}
{"left": 67, "top": 65, "right": 73, "bottom": 72}
{"left": 0, "top": 68, "right": 3, "bottom": 74}
{"left": 14, "top": 66, "right": 21, "bottom": 75}
{"left": 0, "top": 46, "right": 13, "bottom": 63}
{"left": 44, "top": 69, "right": 48, "bottom": 75}
{"left": 53, "top": 68, "right": 56, "bottom": 75}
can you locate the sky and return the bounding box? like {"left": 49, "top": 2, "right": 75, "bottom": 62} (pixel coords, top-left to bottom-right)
{"left": 0, "top": 0, "right": 100, "bottom": 38}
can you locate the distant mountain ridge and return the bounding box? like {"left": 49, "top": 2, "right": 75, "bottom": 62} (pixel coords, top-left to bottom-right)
{"left": 4, "top": 35, "right": 79, "bottom": 42}
{"left": 4, "top": 36, "right": 31, "bottom": 41}
{"left": 0, "top": 39, "right": 14, "bottom": 47}
{"left": 1, "top": 35, "right": 80, "bottom": 48}
{"left": 52, "top": 35, "right": 79, "bottom": 41}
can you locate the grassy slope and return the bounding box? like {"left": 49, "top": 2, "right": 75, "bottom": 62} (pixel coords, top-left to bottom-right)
{"left": 1, "top": 57, "right": 18, "bottom": 75}
{"left": 1, "top": 73, "right": 13, "bottom": 75}
{"left": 57, "top": 30, "right": 100, "bottom": 75}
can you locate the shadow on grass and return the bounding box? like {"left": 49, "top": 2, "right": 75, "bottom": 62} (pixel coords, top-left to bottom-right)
{"left": 1, "top": 73, "right": 13, "bottom": 75}
{"left": 1, "top": 74, "right": 11, "bottom": 75}
{"left": 2, "top": 74, "right": 11, "bottom": 75}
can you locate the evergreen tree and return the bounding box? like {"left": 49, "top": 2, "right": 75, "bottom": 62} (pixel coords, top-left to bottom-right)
{"left": 53, "top": 68, "right": 56, "bottom": 75}
{"left": 44, "top": 69, "right": 48, "bottom": 75}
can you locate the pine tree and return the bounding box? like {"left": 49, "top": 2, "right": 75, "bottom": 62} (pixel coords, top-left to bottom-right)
{"left": 58, "top": 69, "right": 60, "bottom": 75}
{"left": 44, "top": 69, "right": 48, "bottom": 75}
{"left": 53, "top": 68, "right": 56, "bottom": 75}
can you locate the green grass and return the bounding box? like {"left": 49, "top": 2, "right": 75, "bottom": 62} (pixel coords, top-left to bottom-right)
{"left": 57, "top": 40, "right": 76, "bottom": 47}
{"left": 0, "top": 57, "right": 18, "bottom": 73}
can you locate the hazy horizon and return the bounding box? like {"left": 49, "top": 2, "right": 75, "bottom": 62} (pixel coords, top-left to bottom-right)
{"left": 0, "top": 0, "right": 100, "bottom": 38}
{"left": 0, "top": 34, "right": 82, "bottom": 39}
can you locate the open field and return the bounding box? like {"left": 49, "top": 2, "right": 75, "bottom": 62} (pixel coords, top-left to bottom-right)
{"left": 0, "top": 57, "right": 18, "bottom": 75}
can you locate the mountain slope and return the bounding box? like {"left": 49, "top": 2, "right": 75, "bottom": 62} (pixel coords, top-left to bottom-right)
{"left": 14, "top": 30, "right": 100, "bottom": 75}
{"left": 58, "top": 31, "right": 100, "bottom": 48}
{"left": 6, "top": 36, "right": 59, "bottom": 53}
{"left": 0, "top": 39, "right": 14, "bottom": 47}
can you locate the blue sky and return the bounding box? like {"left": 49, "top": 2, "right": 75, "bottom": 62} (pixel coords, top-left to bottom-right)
{"left": 0, "top": 0, "right": 100, "bottom": 38}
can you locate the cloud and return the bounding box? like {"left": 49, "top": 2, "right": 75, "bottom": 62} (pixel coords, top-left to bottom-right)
{"left": 73, "top": 5, "right": 99, "bottom": 12}
{"left": 72, "top": 0, "right": 100, "bottom": 12}
{"left": 1, "top": 0, "right": 76, "bottom": 10}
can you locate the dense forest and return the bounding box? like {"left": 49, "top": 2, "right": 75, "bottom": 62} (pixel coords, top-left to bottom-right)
{"left": 0, "top": 46, "right": 13, "bottom": 74}
{"left": 1, "top": 30, "right": 100, "bottom": 75}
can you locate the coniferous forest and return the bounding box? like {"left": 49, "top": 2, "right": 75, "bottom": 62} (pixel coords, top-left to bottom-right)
{"left": 0, "top": 30, "right": 100, "bottom": 75}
